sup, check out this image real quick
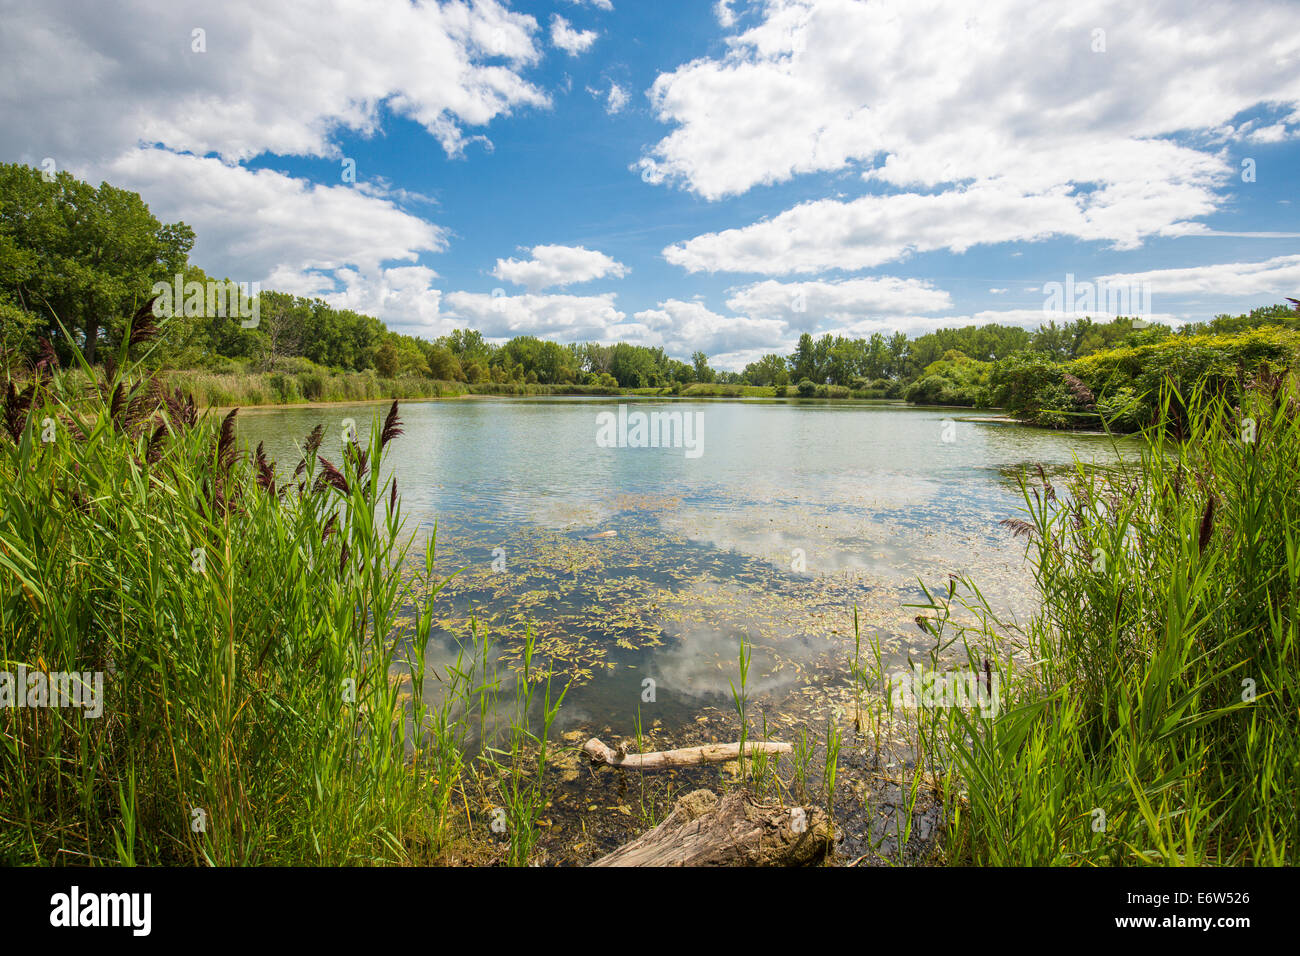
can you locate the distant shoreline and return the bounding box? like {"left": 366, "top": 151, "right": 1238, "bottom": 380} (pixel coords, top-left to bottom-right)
{"left": 215, "top": 392, "right": 938, "bottom": 414}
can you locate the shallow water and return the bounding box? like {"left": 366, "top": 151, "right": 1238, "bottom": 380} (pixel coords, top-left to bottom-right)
{"left": 236, "top": 397, "right": 1126, "bottom": 743}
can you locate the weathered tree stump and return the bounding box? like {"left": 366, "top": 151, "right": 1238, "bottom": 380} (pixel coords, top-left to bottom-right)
{"left": 590, "top": 789, "right": 832, "bottom": 866}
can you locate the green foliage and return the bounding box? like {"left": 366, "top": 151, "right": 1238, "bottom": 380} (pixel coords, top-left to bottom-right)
{"left": 1188, "top": 301, "right": 1300, "bottom": 336}
{"left": 677, "top": 382, "right": 772, "bottom": 398}
{"left": 902, "top": 350, "right": 991, "bottom": 406}
{"left": 988, "top": 351, "right": 1075, "bottom": 422}
{"left": 0, "top": 293, "right": 43, "bottom": 374}
{"left": 738, "top": 320, "right": 1157, "bottom": 396}
{"left": 465, "top": 380, "right": 619, "bottom": 397}
{"left": 691, "top": 350, "right": 715, "bottom": 384}
{"left": 7, "top": 161, "right": 1299, "bottom": 417}
{"left": 0, "top": 354, "right": 458, "bottom": 863}
{"left": 607, "top": 342, "right": 657, "bottom": 388}
{"left": 741, "top": 352, "right": 789, "bottom": 386}
{"left": 992, "top": 328, "right": 1300, "bottom": 431}
{"left": 0, "top": 162, "right": 194, "bottom": 364}
{"left": 374, "top": 341, "right": 402, "bottom": 377}
{"left": 425, "top": 344, "right": 462, "bottom": 381}
{"left": 165, "top": 367, "right": 458, "bottom": 407}
{"left": 909, "top": 324, "right": 1033, "bottom": 367}
{"left": 494, "top": 335, "right": 581, "bottom": 384}
{"left": 0, "top": 334, "right": 585, "bottom": 865}
{"left": 927, "top": 381, "right": 1300, "bottom": 864}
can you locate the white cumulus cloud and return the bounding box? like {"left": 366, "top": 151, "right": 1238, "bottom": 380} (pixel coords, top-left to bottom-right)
{"left": 106, "top": 149, "right": 447, "bottom": 286}
{"left": 724, "top": 276, "right": 952, "bottom": 322}
{"left": 492, "top": 244, "right": 629, "bottom": 291}
{"left": 444, "top": 291, "right": 625, "bottom": 339}
{"left": 0, "top": 0, "right": 557, "bottom": 337}
{"left": 632, "top": 299, "right": 789, "bottom": 356}
{"left": 550, "top": 14, "right": 599, "bottom": 56}
{"left": 0, "top": 0, "right": 549, "bottom": 166}
{"left": 1097, "top": 255, "right": 1300, "bottom": 297}
{"left": 643, "top": 0, "right": 1300, "bottom": 272}
{"left": 604, "top": 82, "right": 630, "bottom": 114}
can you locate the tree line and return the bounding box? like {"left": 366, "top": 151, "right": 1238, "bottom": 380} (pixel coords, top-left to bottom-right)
{"left": 3, "top": 162, "right": 1294, "bottom": 397}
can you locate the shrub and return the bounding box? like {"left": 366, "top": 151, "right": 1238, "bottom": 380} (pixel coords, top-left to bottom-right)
{"left": 201, "top": 355, "right": 246, "bottom": 374}
{"left": 905, "top": 352, "right": 990, "bottom": 407}
{"left": 298, "top": 370, "right": 326, "bottom": 401}
{"left": 904, "top": 374, "right": 983, "bottom": 407}
{"left": 991, "top": 329, "right": 1300, "bottom": 431}
{"left": 268, "top": 371, "right": 300, "bottom": 404}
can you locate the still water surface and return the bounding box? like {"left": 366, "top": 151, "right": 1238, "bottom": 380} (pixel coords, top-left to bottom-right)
{"left": 237, "top": 397, "right": 1124, "bottom": 741}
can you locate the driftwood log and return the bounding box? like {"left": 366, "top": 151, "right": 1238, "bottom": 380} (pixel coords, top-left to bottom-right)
{"left": 591, "top": 789, "right": 832, "bottom": 866}
{"left": 583, "top": 737, "right": 791, "bottom": 769}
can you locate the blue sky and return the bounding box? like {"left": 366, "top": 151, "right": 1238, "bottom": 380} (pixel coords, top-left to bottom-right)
{"left": 2, "top": 0, "right": 1299, "bottom": 368}
{"left": 251, "top": 1, "right": 740, "bottom": 304}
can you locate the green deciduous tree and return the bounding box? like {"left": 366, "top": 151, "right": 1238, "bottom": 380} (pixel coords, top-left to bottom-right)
{"left": 0, "top": 163, "right": 194, "bottom": 363}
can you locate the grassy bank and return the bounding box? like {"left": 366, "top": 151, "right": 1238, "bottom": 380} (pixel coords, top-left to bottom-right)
{"left": 0, "top": 338, "right": 567, "bottom": 865}
{"left": 909, "top": 374, "right": 1299, "bottom": 864}
{"left": 32, "top": 367, "right": 636, "bottom": 410}
{"left": 143, "top": 369, "right": 909, "bottom": 408}
{"left": 628, "top": 382, "right": 902, "bottom": 400}
{"left": 163, "top": 367, "right": 464, "bottom": 406}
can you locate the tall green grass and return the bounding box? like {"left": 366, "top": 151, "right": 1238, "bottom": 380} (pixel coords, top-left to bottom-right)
{"left": 920, "top": 375, "right": 1299, "bottom": 865}
{"left": 163, "top": 368, "right": 463, "bottom": 407}
{"left": 0, "top": 331, "right": 560, "bottom": 865}
{"left": 33, "top": 366, "right": 463, "bottom": 411}
{"left": 477, "top": 625, "right": 568, "bottom": 866}
{"left": 162, "top": 370, "right": 626, "bottom": 407}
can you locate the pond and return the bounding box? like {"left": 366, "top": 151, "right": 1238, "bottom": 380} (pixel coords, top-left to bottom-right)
{"left": 236, "top": 397, "right": 1127, "bottom": 750}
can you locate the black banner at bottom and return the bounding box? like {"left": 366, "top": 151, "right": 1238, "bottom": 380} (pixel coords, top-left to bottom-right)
{"left": 0, "top": 864, "right": 1277, "bottom": 943}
